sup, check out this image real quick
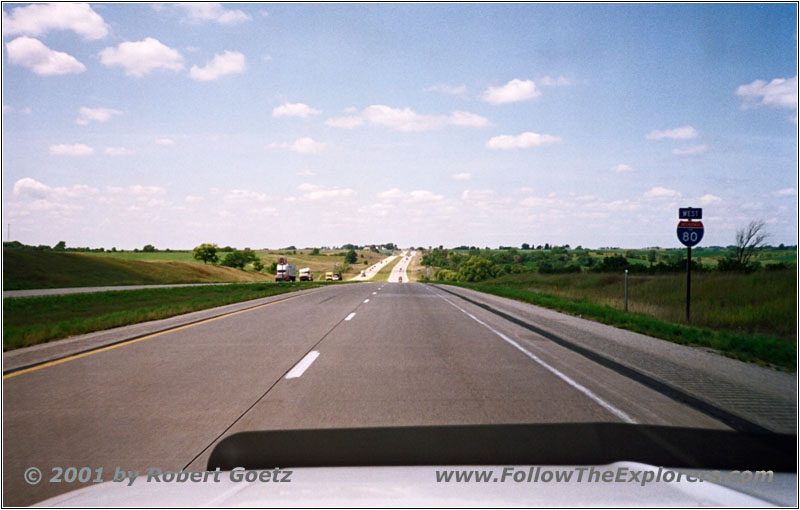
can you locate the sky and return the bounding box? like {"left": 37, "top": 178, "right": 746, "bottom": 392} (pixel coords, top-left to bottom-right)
{"left": 2, "top": 2, "right": 797, "bottom": 250}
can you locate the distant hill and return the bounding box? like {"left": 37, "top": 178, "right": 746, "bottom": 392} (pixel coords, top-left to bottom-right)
{"left": 3, "top": 249, "right": 272, "bottom": 290}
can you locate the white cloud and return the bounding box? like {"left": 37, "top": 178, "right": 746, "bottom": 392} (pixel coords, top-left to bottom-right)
{"left": 452, "top": 173, "right": 472, "bottom": 181}
{"left": 188, "top": 51, "right": 246, "bottom": 81}
{"left": 3, "top": 105, "right": 32, "bottom": 115}
{"left": 672, "top": 144, "right": 709, "bottom": 156}
{"left": 13, "top": 178, "right": 50, "bottom": 198}
{"left": 268, "top": 137, "right": 327, "bottom": 154}
{"left": 481, "top": 78, "right": 540, "bottom": 104}
{"left": 643, "top": 186, "right": 681, "bottom": 199}
{"left": 155, "top": 138, "right": 176, "bottom": 145}
{"left": 107, "top": 185, "right": 166, "bottom": 196}
{"left": 461, "top": 189, "right": 496, "bottom": 201}
{"left": 13, "top": 178, "right": 98, "bottom": 202}
{"left": 425, "top": 84, "right": 467, "bottom": 95}
{"left": 296, "top": 170, "right": 317, "bottom": 177}
{"left": 448, "top": 111, "right": 490, "bottom": 127}
{"left": 299, "top": 185, "right": 355, "bottom": 201}
{"left": 736, "top": 76, "right": 798, "bottom": 110}
{"left": 104, "top": 147, "right": 135, "bottom": 156}
{"left": 772, "top": 187, "right": 797, "bottom": 197}
{"left": 520, "top": 196, "right": 567, "bottom": 208}
{"left": 325, "top": 115, "right": 365, "bottom": 129}
{"left": 180, "top": 3, "right": 251, "bottom": 24}
{"left": 612, "top": 164, "right": 635, "bottom": 172}
{"left": 378, "top": 188, "right": 443, "bottom": 202}
{"left": 364, "top": 105, "right": 488, "bottom": 131}
{"left": 225, "top": 189, "right": 270, "bottom": 202}
{"left": 326, "top": 105, "right": 488, "bottom": 132}
{"left": 486, "top": 132, "right": 561, "bottom": 150}
{"left": 408, "top": 190, "right": 444, "bottom": 202}
{"left": 49, "top": 143, "right": 94, "bottom": 156}
{"left": 539, "top": 75, "right": 571, "bottom": 86}
{"left": 6, "top": 36, "right": 86, "bottom": 75}
{"left": 2, "top": 3, "right": 109, "bottom": 40}
{"left": 100, "top": 38, "right": 184, "bottom": 77}
{"left": 272, "top": 103, "right": 321, "bottom": 118}
{"left": 645, "top": 125, "right": 698, "bottom": 140}
{"left": 698, "top": 194, "right": 722, "bottom": 205}
{"left": 76, "top": 107, "right": 122, "bottom": 125}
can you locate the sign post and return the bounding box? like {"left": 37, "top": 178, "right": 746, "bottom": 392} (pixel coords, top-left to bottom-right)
{"left": 676, "top": 209, "right": 704, "bottom": 323}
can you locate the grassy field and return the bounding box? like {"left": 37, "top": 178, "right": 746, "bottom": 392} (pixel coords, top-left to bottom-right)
{"left": 3, "top": 249, "right": 272, "bottom": 290}
{"left": 74, "top": 250, "right": 197, "bottom": 262}
{"left": 405, "top": 251, "right": 426, "bottom": 282}
{"left": 446, "top": 246, "right": 796, "bottom": 270}
{"left": 3, "top": 282, "right": 325, "bottom": 351}
{"left": 448, "top": 269, "right": 796, "bottom": 369}
{"left": 3, "top": 248, "right": 391, "bottom": 290}
{"left": 84, "top": 248, "right": 387, "bottom": 282}
{"left": 257, "top": 249, "right": 384, "bottom": 281}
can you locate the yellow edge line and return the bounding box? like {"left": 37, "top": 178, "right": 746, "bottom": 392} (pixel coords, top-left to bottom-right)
{"left": 4, "top": 289, "right": 322, "bottom": 380}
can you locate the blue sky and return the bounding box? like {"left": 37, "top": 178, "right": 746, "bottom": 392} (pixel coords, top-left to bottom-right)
{"left": 2, "top": 2, "right": 797, "bottom": 250}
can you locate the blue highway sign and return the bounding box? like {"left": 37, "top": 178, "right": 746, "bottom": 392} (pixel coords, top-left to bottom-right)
{"left": 677, "top": 220, "right": 704, "bottom": 247}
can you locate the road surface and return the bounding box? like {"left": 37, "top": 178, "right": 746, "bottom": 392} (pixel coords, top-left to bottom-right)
{"left": 387, "top": 250, "right": 415, "bottom": 282}
{"left": 3, "top": 282, "right": 795, "bottom": 505}
{"left": 349, "top": 254, "right": 398, "bottom": 281}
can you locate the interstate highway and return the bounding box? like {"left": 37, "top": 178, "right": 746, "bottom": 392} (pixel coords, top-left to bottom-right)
{"left": 3, "top": 282, "right": 794, "bottom": 505}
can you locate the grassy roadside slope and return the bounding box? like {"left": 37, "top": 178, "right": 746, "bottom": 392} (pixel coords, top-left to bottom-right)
{"left": 444, "top": 272, "right": 796, "bottom": 369}
{"left": 3, "top": 249, "right": 272, "bottom": 290}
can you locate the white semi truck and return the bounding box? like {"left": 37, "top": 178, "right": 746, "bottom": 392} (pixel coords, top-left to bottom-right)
{"left": 299, "top": 267, "right": 313, "bottom": 281}
{"left": 275, "top": 257, "right": 297, "bottom": 282}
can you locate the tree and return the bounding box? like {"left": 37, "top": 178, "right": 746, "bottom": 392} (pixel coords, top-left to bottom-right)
{"left": 221, "top": 249, "right": 257, "bottom": 269}
{"left": 733, "top": 220, "right": 768, "bottom": 267}
{"left": 143, "top": 244, "right": 156, "bottom": 252}
{"left": 310, "top": 248, "right": 320, "bottom": 255}
{"left": 193, "top": 243, "right": 219, "bottom": 264}
{"left": 53, "top": 241, "right": 66, "bottom": 251}
{"left": 344, "top": 249, "right": 358, "bottom": 264}
{"left": 521, "top": 243, "right": 530, "bottom": 250}
{"left": 456, "top": 256, "right": 498, "bottom": 282}
{"left": 252, "top": 258, "right": 264, "bottom": 272}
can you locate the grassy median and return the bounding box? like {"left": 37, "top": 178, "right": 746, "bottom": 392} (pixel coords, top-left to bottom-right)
{"left": 3, "top": 282, "right": 325, "bottom": 351}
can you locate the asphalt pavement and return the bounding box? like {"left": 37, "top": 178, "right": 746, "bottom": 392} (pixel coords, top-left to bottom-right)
{"left": 387, "top": 250, "right": 414, "bottom": 282}
{"left": 3, "top": 282, "right": 794, "bottom": 505}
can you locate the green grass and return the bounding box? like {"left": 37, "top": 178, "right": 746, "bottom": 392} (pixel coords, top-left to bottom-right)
{"left": 445, "top": 270, "right": 796, "bottom": 369}
{"left": 3, "top": 249, "right": 272, "bottom": 290}
{"left": 75, "top": 250, "right": 197, "bottom": 262}
{"left": 374, "top": 254, "right": 404, "bottom": 282}
{"left": 3, "top": 282, "right": 324, "bottom": 351}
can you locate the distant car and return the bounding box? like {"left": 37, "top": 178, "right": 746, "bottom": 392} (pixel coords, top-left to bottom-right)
{"left": 325, "top": 272, "right": 334, "bottom": 281}
{"left": 398, "top": 276, "right": 403, "bottom": 282}
{"left": 360, "top": 271, "right": 366, "bottom": 277}
{"left": 332, "top": 273, "right": 342, "bottom": 281}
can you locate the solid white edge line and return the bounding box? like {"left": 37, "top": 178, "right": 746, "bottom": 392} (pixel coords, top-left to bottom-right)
{"left": 345, "top": 312, "right": 356, "bottom": 321}
{"left": 285, "top": 351, "right": 320, "bottom": 379}
{"left": 433, "top": 291, "right": 637, "bottom": 424}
